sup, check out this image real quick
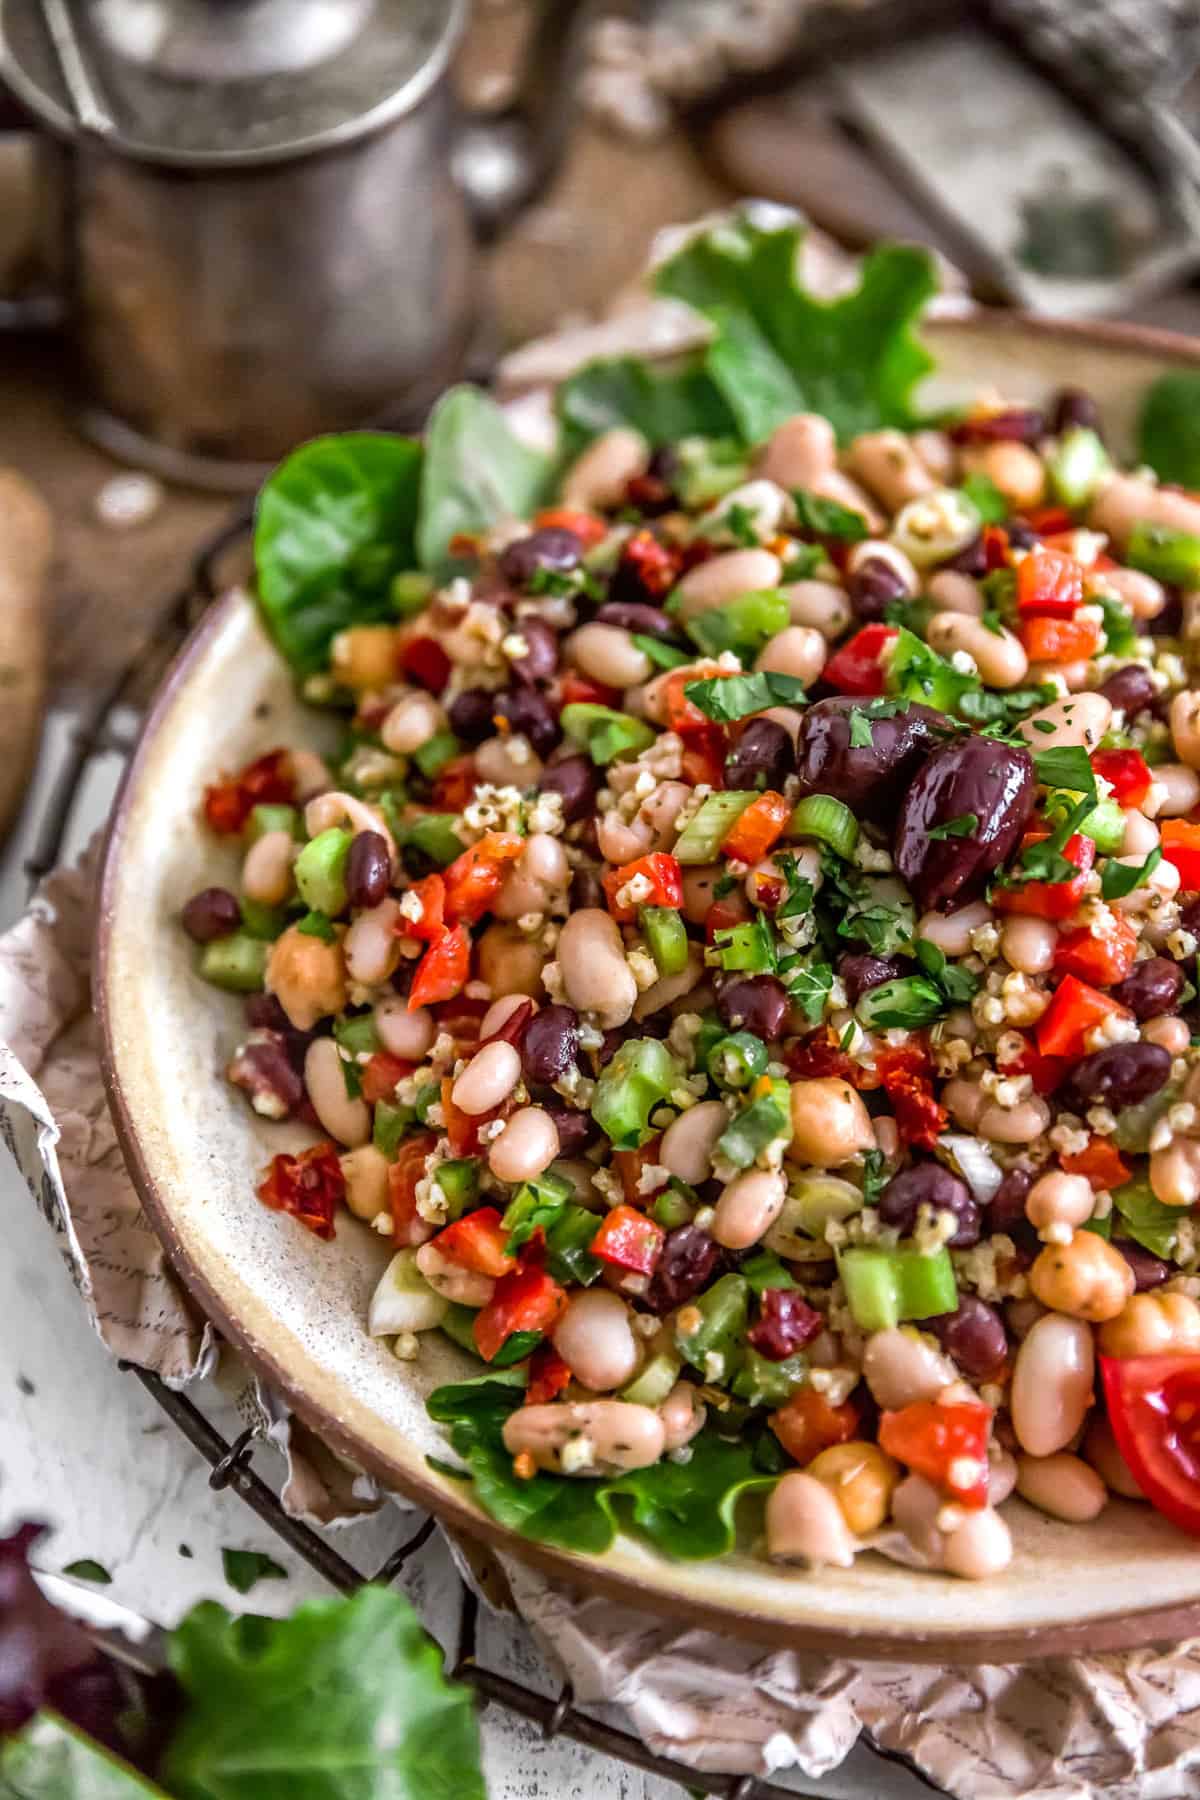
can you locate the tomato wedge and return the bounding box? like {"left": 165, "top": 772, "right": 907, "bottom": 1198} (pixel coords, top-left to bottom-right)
{"left": 1101, "top": 1354, "right": 1200, "bottom": 1536}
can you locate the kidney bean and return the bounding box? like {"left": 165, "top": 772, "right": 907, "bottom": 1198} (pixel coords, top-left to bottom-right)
{"left": 1062, "top": 1041, "right": 1172, "bottom": 1113}
{"left": 182, "top": 887, "right": 241, "bottom": 943}
{"left": 345, "top": 830, "right": 391, "bottom": 910}
{"left": 495, "top": 686, "right": 561, "bottom": 756}
{"left": 985, "top": 1166, "right": 1034, "bottom": 1235}
{"left": 1110, "top": 957, "right": 1184, "bottom": 1020}
{"left": 594, "top": 600, "right": 677, "bottom": 638}
{"left": 847, "top": 557, "right": 908, "bottom": 622}
{"left": 838, "top": 953, "right": 907, "bottom": 1004}
{"left": 895, "top": 735, "right": 1035, "bottom": 912}
{"left": 509, "top": 617, "right": 559, "bottom": 684}
{"left": 945, "top": 535, "right": 987, "bottom": 577}
{"left": 793, "top": 696, "right": 947, "bottom": 822}
{"left": 747, "top": 1289, "right": 824, "bottom": 1361}
{"left": 521, "top": 1003, "right": 581, "bottom": 1084}
{"left": 226, "top": 1029, "right": 305, "bottom": 1118}
{"left": 716, "top": 974, "right": 789, "bottom": 1041}
{"left": 1113, "top": 1238, "right": 1171, "bottom": 1292}
{"left": 878, "top": 1161, "right": 980, "bottom": 1247}
{"left": 1149, "top": 590, "right": 1184, "bottom": 638}
{"left": 540, "top": 755, "right": 598, "bottom": 827}
{"left": 951, "top": 406, "right": 1044, "bottom": 445}
{"left": 1048, "top": 388, "right": 1101, "bottom": 438}
{"left": 1098, "top": 664, "right": 1159, "bottom": 720}
{"left": 567, "top": 866, "right": 606, "bottom": 912}
{"left": 928, "top": 1293, "right": 1008, "bottom": 1379}
{"left": 644, "top": 1224, "right": 720, "bottom": 1315}
{"left": 1181, "top": 896, "right": 1200, "bottom": 936}
{"left": 448, "top": 687, "right": 497, "bottom": 744}
{"left": 540, "top": 1099, "right": 595, "bottom": 1155}
{"left": 724, "top": 718, "right": 796, "bottom": 791}
{"left": 499, "top": 527, "right": 582, "bottom": 586}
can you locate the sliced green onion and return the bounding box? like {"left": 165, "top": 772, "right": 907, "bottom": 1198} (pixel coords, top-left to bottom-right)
{"left": 673, "top": 791, "right": 756, "bottom": 863}
{"left": 706, "top": 1030, "right": 768, "bottom": 1090}
{"left": 1047, "top": 427, "right": 1111, "bottom": 509}
{"left": 713, "top": 914, "right": 775, "bottom": 973}
{"left": 787, "top": 793, "right": 859, "bottom": 859}
{"left": 641, "top": 905, "right": 690, "bottom": 976}
{"left": 1127, "top": 519, "right": 1200, "bottom": 587}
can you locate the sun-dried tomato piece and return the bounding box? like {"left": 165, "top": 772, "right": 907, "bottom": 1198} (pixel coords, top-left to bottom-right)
{"left": 257, "top": 1140, "right": 345, "bottom": 1239}
{"left": 203, "top": 748, "right": 295, "bottom": 836}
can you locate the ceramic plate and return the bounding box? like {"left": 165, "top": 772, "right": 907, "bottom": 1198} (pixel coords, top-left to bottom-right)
{"left": 98, "top": 314, "right": 1200, "bottom": 1660}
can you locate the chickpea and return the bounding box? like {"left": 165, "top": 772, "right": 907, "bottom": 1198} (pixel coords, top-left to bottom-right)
{"left": 1144, "top": 1014, "right": 1189, "bottom": 1055}
{"left": 961, "top": 440, "right": 1045, "bottom": 511}
{"left": 807, "top": 1440, "right": 900, "bottom": 1535}
{"left": 1097, "top": 1290, "right": 1200, "bottom": 1359}
{"left": 925, "top": 612, "right": 1028, "bottom": 689}
{"left": 560, "top": 427, "right": 649, "bottom": 511}
{"left": 756, "top": 413, "right": 836, "bottom": 489}
{"left": 477, "top": 921, "right": 545, "bottom": 998}
{"left": 755, "top": 625, "right": 826, "bottom": 685}
{"left": 765, "top": 1471, "right": 857, "bottom": 1568}
{"left": 1025, "top": 1171, "right": 1095, "bottom": 1240}
{"left": 1029, "top": 1231, "right": 1135, "bottom": 1322}
{"left": 265, "top": 923, "right": 348, "bottom": 1031}
{"left": 340, "top": 1144, "right": 390, "bottom": 1222}
{"left": 330, "top": 624, "right": 397, "bottom": 691}
{"left": 1150, "top": 1137, "right": 1200, "bottom": 1209}
{"left": 1083, "top": 1417, "right": 1145, "bottom": 1500}
{"left": 788, "top": 1078, "right": 875, "bottom": 1166}
{"left": 1015, "top": 1452, "right": 1107, "bottom": 1523}
{"left": 381, "top": 690, "right": 446, "bottom": 756}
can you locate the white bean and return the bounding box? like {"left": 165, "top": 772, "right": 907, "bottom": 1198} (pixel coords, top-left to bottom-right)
{"left": 1016, "top": 1452, "right": 1107, "bottom": 1523}
{"left": 632, "top": 941, "right": 705, "bottom": 1021}
{"left": 1145, "top": 1015, "right": 1189, "bottom": 1055}
{"left": 999, "top": 915, "right": 1057, "bottom": 976}
{"left": 1090, "top": 471, "right": 1200, "bottom": 551}
{"left": 755, "top": 625, "right": 826, "bottom": 685}
{"left": 415, "top": 1242, "right": 496, "bottom": 1307}
{"left": 480, "top": 993, "right": 535, "bottom": 1040}
{"left": 477, "top": 921, "right": 545, "bottom": 998}
{"left": 474, "top": 734, "right": 543, "bottom": 786}
{"left": 551, "top": 1290, "right": 639, "bottom": 1393}
{"left": 290, "top": 747, "right": 332, "bottom": 801}
{"left": 659, "top": 1382, "right": 707, "bottom": 1451}
{"left": 712, "top": 1169, "right": 786, "bottom": 1250}
{"left": 502, "top": 1401, "right": 665, "bottom": 1475}
{"left": 862, "top": 1329, "right": 957, "bottom": 1411}
{"left": 941, "top": 1506, "right": 1013, "bottom": 1580}
{"left": 567, "top": 621, "right": 652, "bottom": 689}
{"left": 756, "top": 413, "right": 836, "bottom": 489}
{"left": 557, "top": 909, "right": 637, "bottom": 1028}
{"left": 846, "top": 428, "right": 936, "bottom": 512}
{"left": 488, "top": 1106, "right": 559, "bottom": 1184}
{"left": 659, "top": 1099, "right": 729, "bottom": 1184}
{"left": 766, "top": 1472, "right": 857, "bottom": 1567}
{"left": 305, "top": 791, "right": 397, "bottom": 871}
{"left": 1091, "top": 565, "right": 1166, "bottom": 620}
{"left": 242, "top": 828, "right": 294, "bottom": 906}
{"left": 1148, "top": 762, "right": 1200, "bottom": 817}
{"left": 304, "top": 1037, "right": 370, "bottom": 1147}
{"left": 344, "top": 897, "right": 403, "bottom": 986}
{"left": 340, "top": 1143, "right": 391, "bottom": 1221}
{"left": 494, "top": 833, "right": 569, "bottom": 922}
{"left": 1017, "top": 693, "right": 1112, "bottom": 751}
{"left": 381, "top": 690, "right": 446, "bottom": 755}
{"left": 1121, "top": 809, "right": 1160, "bottom": 856}
{"left": 672, "top": 549, "right": 782, "bottom": 621}
{"left": 988, "top": 1447, "right": 1018, "bottom": 1507}
{"left": 811, "top": 469, "right": 882, "bottom": 531}
{"left": 925, "top": 569, "right": 983, "bottom": 617}
{"left": 1010, "top": 1311, "right": 1094, "bottom": 1456}
{"left": 560, "top": 427, "right": 649, "bottom": 511}
{"left": 373, "top": 995, "right": 436, "bottom": 1060}
{"left": 1111, "top": 853, "right": 1179, "bottom": 915}
{"left": 788, "top": 1077, "right": 875, "bottom": 1165}
{"left": 1169, "top": 691, "right": 1200, "bottom": 771}
{"left": 917, "top": 901, "right": 993, "bottom": 958}
{"left": 912, "top": 428, "right": 957, "bottom": 482}
{"left": 452, "top": 1040, "right": 522, "bottom": 1115}
{"left": 782, "top": 579, "right": 853, "bottom": 639}
{"left": 977, "top": 1095, "right": 1051, "bottom": 1145}
{"left": 926, "top": 612, "right": 1028, "bottom": 689}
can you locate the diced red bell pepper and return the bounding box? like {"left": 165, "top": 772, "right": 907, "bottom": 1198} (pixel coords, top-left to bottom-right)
{"left": 525, "top": 1342, "right": 571, "bottom": 1405}
{"left": 704, "top": 894, "right": 752, "bottom": 941}
{"left": 1015, "top": 546, "right": 1083, "bottom": 618}
{"left": 1026, "top": 506, "right": 1076, "bottom": 536}
{"left": 408, "top": 923, "right": 470, "bottom": 1010}
{"left": 435, "top": 1206, "right": 515, "bottom": 1278}
{"left": 1037, "top": 973, "right": 1133, "bottom": 1060}
{"left": 435, "top": 995, "right": 488, "bottom": 1047}
{"left": 399, "top": 634, "right": 451, "bottom": 694}
{"left": 431, "top": 756, "right": 478, "bottom": 811}
{"left": 474, "top": 1259, "right": 567, "bottom": 1363}
{"left": 1059, "top": 1137, "right": 1131, "bottom": 1192}
{"left": 1091, "top": 748, "right": 1151, "bottom": 809}
{"left": 982, "top": 524, "right": 1010, "bottom": 572}
{"left": 821, "top": 623, "right": 897, "bottom": 697}
{"left": 681, "top": 727, "right": 728, "bottom": 790}
{"left": 203, "top": 748, "right": 295, "bottom": 836}
{"left": 999, "top": 1033, "right": 1069, "bottom": 1095}
{"left": 1018, "top": 614, "right": 1101, "bottom": 664}
{"left": 613, "top": 527, "right": 682, "bottom": 599}
{"left": 1054, "top": 908, "right": 1138, "bottom": 986}
{"left": 388, "top": 1132, "right": 438, "bottom": 1246}
{"left": 590, "top": 1204, "right": 665, "bottom": 1277}
{"left": 1161, "top": 819, "right": 1200, "bottom": 891}
{"left": 396, "top": 873, "right": 446, "bottom": 943}
{"left": 993, "top": 831, "right": 1094, "bottom": 921}
{"left": 257, "top": 1140, "right": 344, "bottom": 1240}
{"left": 560, "top": 670, "right": 619, "bottom": 709}
{"left": 612, "top": 1136, "right": 666, "bottom": 1206}
{"left": 721, "top": 790, "right": 792, "bottom": 863}
{"left": 602, "top": 851, "right": 684, "bottom": 923}
{"left": 534, "top": 505, "right": 608, "bottom": 547}
{"left": 361, "top": 1052, "right": 416, "bottom": 1105}
{"left": 769, "top": 1388, "right": 860, "bottom": 1467}
{"left": 442, "top": 832, "right": 525, "bottom": 926}
{"left": 879, "top": 1399, "right": 992, "bottom": 1509}
{"left": 662, "top": 667, "right": 722, "bottom": 737}
{"left": 439, "top": 1075, "right": 491, "bottom": 1157}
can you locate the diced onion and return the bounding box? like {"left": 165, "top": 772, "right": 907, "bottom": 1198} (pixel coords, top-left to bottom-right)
{"left": 368, "top": 1251, "right": 448, "bottom": 1336}
{"left": 936, "top": 1133, "right": 1003, "bottom": 1204}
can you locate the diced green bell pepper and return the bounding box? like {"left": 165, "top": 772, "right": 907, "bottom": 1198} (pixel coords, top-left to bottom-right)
{"left": 295, "top": 826, "right": 353, "bottom": 915}
{"left": 673, "top": 791, "right": 756, "bottom": 864}
{"left": 1079, "top": 797, "right": 1126, "bottom": 855}
{"left": 641, "top": 905, "right": 689, "bottom": 977}
{"left": 238, "top": 898, "right": 292, "bottom": 941}
{"left": 591, "top": 1036, "right": 681, "bottom": 1149}
{"left": 717, "top": 1079, "right": 791, "bottom": 1171}
{"left": 886, "top": 625, "right": 976, "bottom": 714}
{"left": 412, "top": 733, "right": 461, "bottom": 779}
{"left": 561, "top": 702, "right": 656, "bottom": 765}
{"left": 502, "top": 1172, "right": 574, "bottom": 1252}
{"left": 731, "top": 1349, "right": 808, "bottom": 1407}
{"left": 837, "top": 1243, "right": 958, "bottom": 1331}
{"left": 1127, "top": 520, "right": 1200, "bottom": 588}
{"left": 435, "top": 1158, "right": 480, "bottom": 1218}
{"left": 249, "top": 802, "right": 301, "bottom": 841}
{"left": 400, "top": 812, "right": 464, "bottom": 870}
{"left": 737, "top": 1250, "right": 799, "bottom": 1294}
{"left": 439, "top": 1302, "right": 481, "bottom": 1357}
{"left": 391, "top": 570, "right": 435, "bottom": 618}
{"left": 491, "top": 1329, "right": 543, "bottom": 1368}
{"left": 334, "top": 1012, "right": 380, "bottom": 1059}
{"left": 544, "top": 1203, "right": 604, "bottom": 1286}
{"left": 674, "top": 1273, "right": 750, "bottom": 1381}
{"left": 198, "top": 932, "right": 269, "bottom": 992}
{"left": 651, "top": 1185, "right": 695, "bottom": 1230}
{"left": 685, "top": 589, "right": 789, "bottom": 661}
{"left": 374, "top": 1101, "right": 413, "bottom": 1157}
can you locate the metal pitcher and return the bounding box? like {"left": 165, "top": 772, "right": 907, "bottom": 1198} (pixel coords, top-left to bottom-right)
{"left": 0, "top": 0, "right": 590, "bottom": 487}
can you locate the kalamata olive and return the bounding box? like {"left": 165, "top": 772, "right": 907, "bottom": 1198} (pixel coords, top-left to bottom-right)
{"left": 1048, "top": 387, "right": 1102, "bottom": 439}
{"left": 181, "top": 886, "right": 241, "bottom": 943}
{"left": 1149, "top": 590, "right": 1183, "bottom": 638}
{"left": 793, "top": 696, "right": 947, "bottom": 823}
{"left": 499, "top": 527, "right": 582, "bottom": 586}
{"left": 226, "top": 1029, "right": 305, "bottom": 1118}
{"left": 495, "top": 686, "right": 561, "bottom": 756}
{"left": 878, "top": 1161, "right": 980, "bottom": 1247}
{"left": 1113, "top": 1239, "right": 1170, "bottom": 1292}
{"left": 644, "top": 1224, "right": 720, "bottom": 1314}
{"left": 568, "top": 866, "right": 606, "bottom": 911}
{"left": 895, "top": 734, "right": 1034, "bottom": 912}
{"left": 244, "top": 993, "right": 313, "bottom": 1067}
{"left": 724, "top": 718, "right": 796, "bottom": 791}
{"left": 594, "top": 600, "right": 677, "bottom": 638}
{"left": 508, "top": 618, "right": 559, "bottom": 684}
{"left": 951, "top": 407, "right": 1044, "bottom": 445}
{"left": 345, "top": 830, "right": 390, "bottom": 910}
{"left": 521, "top": 1004, "right": 581, "bottom": 1085}
{"left": 847, "top": 558, "right": 908, "bottom": 622}
{"left": 927, "top": 1293, "right": 1008, "bottom": 1379}
{"left": 746, "top": 1289, "right": 824, "bottom": 1361}
{"left": 838, "top": 953, "right": 908, "bottom": 1005}
{"left": 716, "top": 974, "right": 789, "bottom": 1041}
{"left": 448, "top": 688, "right": 497, "bottom": 744}
{"left": 1062, "top": 1041, "right": 1172, "bottom": 1113}
{"left": 1098, "top": 664, "right": 1158, "bottom": 720}
{"left": 1181, "top": 896, "right": 1200, "bottom": 936}
{"left": 1110, "top": 957, "right": 1184, "bottom": 1020}
{"left": 539, "top": 1099, "right": 595, "bottom": 1156}
{"left": 543, "top": 755, "right": 599, "bottom": 826}
{"left": 945, "top": 536, "right": 987, "bottom": 577}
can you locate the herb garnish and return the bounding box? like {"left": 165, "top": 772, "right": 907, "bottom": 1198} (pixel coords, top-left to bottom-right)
{"left": 684, "top": 672, "right": 809, "bottom": 721}
{"left": 1101, "top": 846, "right": 1163, "bottom": 902}
{"left": 792, "top": 490, "right": 869, "bottom": 542}
{"left": 927, "top": 813, "right": 978, "bottom": 841}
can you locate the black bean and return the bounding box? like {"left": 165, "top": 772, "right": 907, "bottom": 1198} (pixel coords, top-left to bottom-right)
{"left": 540, "top": 1099, "right": 595, "bottom": 1156}
{"left": 878, "top": 1161, "right": 980, "bottom": 1247}
{"left": 345, "top": 831, "right": 390, "bottom": 910}
{"left": 521, "top": 1004, "right": 581, "bottom": 1085}
{"left": 838, "top": 953, "right": 908, "bottom": 1005}
{"left": 847, "top": 557, "right": 907, "bottom": 623}
{"left": 1048, "top": 388, "right": 1102, "bottom": 438}
{"left": 1062, "top": 1041, "right": 1172, "bottom": 1113}
{"left": 724, "top": 717, "right": 796, "bottom": 793}
{"left": 927, "top": 1294, "right": 1008, "bottom": 1379}
{"left": 644, "top": 1224, "right": 721, "bottom": 1315}
{"left": 181, "top": 887, "right": 241, "bottom": 943}
{"left": 1181, "top": 896, "right": 1200, "bottom": 936}
{"left": 494, "top": 686, "right": 562, "bottom": 756}
{"left": 508, "top": 618, "right": 559, "bottom": 685}
{"left": 448, "top": 688, "right": 497, "bottom": 744}
{"left": 1110, "top": 957, "right": 1184, "bottom": 1021}
{"left": 594, "top": 601, "right": 677, "bottom": 638}
{"left": 895, "top": 734, "right": 1035, "bottom": 912}
{"left": 499, "top": 527, "right": 582, "bottom": 587}
{"left": 945, "top": 535, "right": 987, "bottom": 577}
{"left": 1113, "top": 1239, "right": 1170, "bottom": 1292}
{"left": 1098, "top": 664, "right": 1158, "bottom": 720}
{"left": 716, "top": 974, "right": 789, "bottom": 1042}
{"left": 793, "top": 696, "right": 947, "bottom": 823}
{"left": 542, "top": 754, "right": 599, "bottom": 825}
{"left": 568, "top": 866, "right": 606, "bottom": 911}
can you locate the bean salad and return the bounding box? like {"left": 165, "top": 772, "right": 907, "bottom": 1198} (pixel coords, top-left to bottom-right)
{"left": 183, "top": 344, "right": 1200, "bottom": 1578}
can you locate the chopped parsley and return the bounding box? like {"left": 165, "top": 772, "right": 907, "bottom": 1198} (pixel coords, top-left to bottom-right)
{"left": 791, "top": 490, "right": 869, "bottom": 541}
{"left": 1100, "top": 845, "right": 1162, "bottom": 901}
{"left": 785, "top": 958, "right": 834, "bottom": 1024}
{"left": 959, "top": 472, "right": 1009, "bottom": 524}
{"left": 683, "top": 672, "right": 809, "bottom": 721}
{"left": 722, "top": 501, "right": 760, "bottom": 547}
{"left": 1033, "top": 745, "right": 1097, "bottom": 799}
{"left": 632, "top": 632, "right": 690, "bottom": 669}
{"left": 1095, "top": 592, "right": 1139, "bottom": 657}
{"left": 927, "top": 812, "right": 978, "bottom": 841}
{"left": 915, "top": 937, "right": 981, "bottom": 1004}
{"left": 848, "top": 708, "right": 874, "bottom": 749}
{"left": 780, "top": 542, "right": 824, "bottom": 582}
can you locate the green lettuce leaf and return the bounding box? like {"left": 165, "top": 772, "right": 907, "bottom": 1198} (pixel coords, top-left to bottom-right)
{"left": 254, "top": 433, "right": 423, "bottom": 676}
{"left": 161, "top": 1587, "right": 483, "bottom": 1800}
{"left": 426, "top": 1377, "right": 775, "bottom": 1559}
{"left": 556, "top": 357, "right": 736, "bottom": 460}
{"left": 0, "top": 1715, "right": 165, "bottom": 1798}
{"left": 418, "top": 386, "right": 554, "bottom": 581}
{"left": 1138, "top": 371, "right": 1200, "bottom": 489}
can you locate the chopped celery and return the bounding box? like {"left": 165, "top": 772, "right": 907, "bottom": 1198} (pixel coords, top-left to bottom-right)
{"left": 412, "top": 733, "right": 461, "bottom": 778}
{"left": 685, "top": 589, "right": 789, "bottom": 661}
{"left": 731, "top": 1349, "right": 808, "bottom": 1406}
{"left": 294, "top": 827, "right": 353, "bottom": 915}
{"left": 502, "top": 1172, "right": 573, "bottom": 1251}
{"left": 674, "top": 1273, "right": 750, "bottom": 1380}
{"left": 391, "top": 570, "right": 435, "bottom": 618}
{"left": 591, "top": 1037, "right": 681, "bottom": 1149}
{"left": 651, "top": 1185, "right": 695, "bottom": 1229}
{"left": 717, "top": 1078, "right": 791, "bottom": 1170}
{"left": 1047, "top": 427, "right": 1111, "bottom": 509}
{"left": 544, "top": 1204, "right": 604, "bottom": 1286}
{"left": 890, "top": 488, "right": 981, "bottom": 568}
{"left": 239, "top": 898, "right": 291, "bottom": 941}
{"left": 713, "top": 914, "right": 776, "bottom": 974}
{"left": 435, "top": 1158, "right": 480, "bottom": 1218}
{"left": 374, "top": 1101, "right": 413, "bottom": 1157}
{"left": 706, "top": 1030, "right": 768, "bottom": 1090}
{"left": 198, "top": 932, "right": 269, "bottom": 992}
{"left": 334, "top": 1012, "right": 380, "bottom": 1059}
{"left": 1127, "top": 520, "right": 1200, "bottom": 588}
{"left": 439, "top": 1303, "right": 481, "bottom": 1356}
{"left": 621, "top": 1348, "right": 683, "bottom": 1407}
{"left": 561, "top": 702, "right": 656, "bottom": 765}
{"left": 837, "top": 1244, "right": 958, "bottom": 1331}
{"left": 672, "top": 791, "right": 756, "bottom": 864}
{"left": 641, "top": 905, "right": 689, "bottom": 977}
{"left": 249, "top": 802, "right": 300, "bottom": 841}
{"left": 400, "top": 813, "right": 464, "bottom": 870}
{"left": 787, "top": 793, "right": 859, "bottom": 859}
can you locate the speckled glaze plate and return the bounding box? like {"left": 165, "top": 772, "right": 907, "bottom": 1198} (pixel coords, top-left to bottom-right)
{"left": 98, "top": 315, "right": 1200, "bottom": 1662}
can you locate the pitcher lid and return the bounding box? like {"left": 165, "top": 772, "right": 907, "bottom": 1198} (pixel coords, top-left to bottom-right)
{"left": 0, "top": 0, "right": 465, "bottom": 166}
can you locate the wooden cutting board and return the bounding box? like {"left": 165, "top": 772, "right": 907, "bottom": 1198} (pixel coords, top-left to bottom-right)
{"left": 0, "top": 467, "right": 51, "bottom": 846}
